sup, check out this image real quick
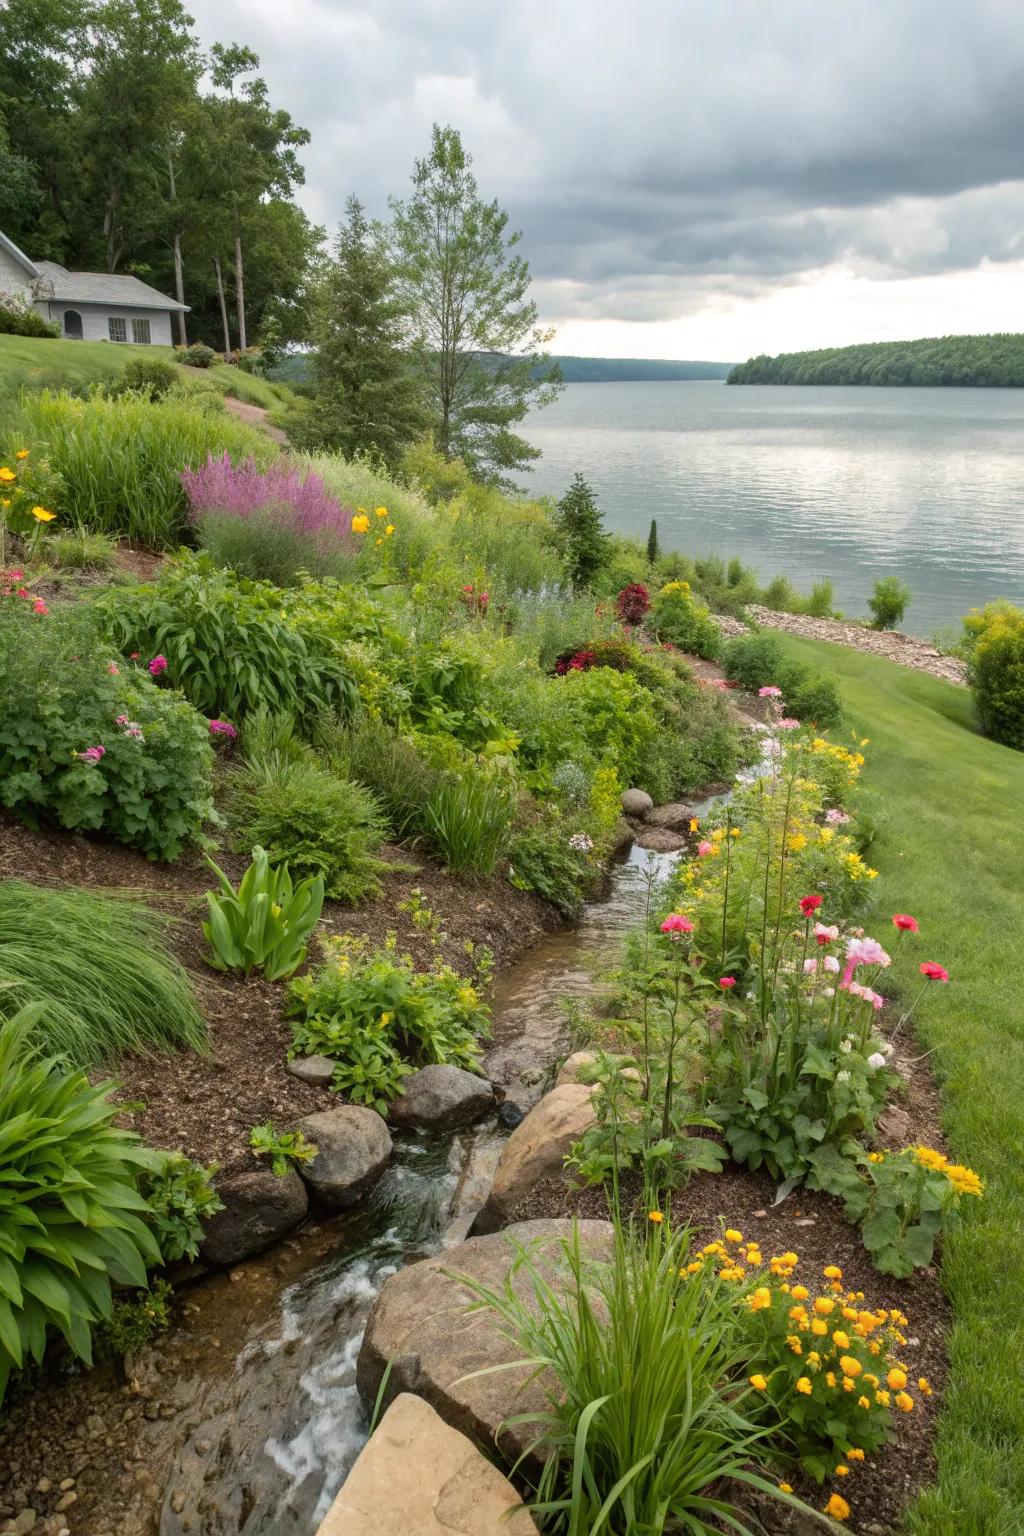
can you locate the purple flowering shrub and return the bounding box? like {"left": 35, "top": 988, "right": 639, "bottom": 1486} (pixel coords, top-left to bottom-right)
{"left": 181, "top": 454, "right": 356, "bottom": 584}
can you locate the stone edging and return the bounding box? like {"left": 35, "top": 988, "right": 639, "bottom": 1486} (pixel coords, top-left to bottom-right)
{"left": 725, "top": 605, "right": 968, "bottom": 687}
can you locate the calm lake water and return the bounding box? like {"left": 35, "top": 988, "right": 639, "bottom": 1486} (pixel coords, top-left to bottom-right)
{"left": 519, "top": 381, "right": 1024, "bottom": 635}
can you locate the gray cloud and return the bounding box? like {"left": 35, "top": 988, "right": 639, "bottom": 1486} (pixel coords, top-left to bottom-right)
{"left": 186, "top": 0, "right": 1024, "bottom": 324}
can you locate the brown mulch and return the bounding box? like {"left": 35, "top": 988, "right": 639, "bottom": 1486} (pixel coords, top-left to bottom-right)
{"left": 508, "top": 1031, "right": 949, "bottom": 1536}
{"left": 0, "top": 816, "right": 558, "bottom": 1176}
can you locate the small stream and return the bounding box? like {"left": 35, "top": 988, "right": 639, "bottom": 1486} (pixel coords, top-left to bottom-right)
{"left": 105, "top": 838, "right": 695, "bottom": 1535}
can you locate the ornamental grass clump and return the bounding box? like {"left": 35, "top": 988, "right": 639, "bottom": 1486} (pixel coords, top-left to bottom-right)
{"left": 459, "top": 1214, "right": 813, "bottom": 1536}
{"left": 0, "top": 880, "right": 206, "bottom": 1067}
{"left": 0, "top": 1005, "right": 164, "bottom": 1406}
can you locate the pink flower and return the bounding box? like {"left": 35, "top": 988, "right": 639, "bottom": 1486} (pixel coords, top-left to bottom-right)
{"left": 846, "top": 936, "right": 891, "bottom": 969}
{"left": 719, "top": 976, "right": 736, "bottom": 989}
{"left": 799, "top": 894, "right": 824, "bottom": 916}
{"left": 209, "top": 718, "right": 239, "bottom": 741}
{"left": 920, "top": 962, "right": 949, "bottom": 983}
{"left": 148, "top": 655, "right": 168, "bottom": 676}
{"left": 825, "top": 807, "right": 851, "bottom": 825}
{"left": 129, "top": 651, "right": 141, "bottom": 660}
{"left": 849, "top": 982, "right": 886, "bottom": 1009}
{"left": 803, "top": 957, "right": 818, "bottom": 974}
{"left": 697, "top": 840, "right": 714, "bottom": 856}
{"left": 758, "top": 685, "right": 783, "bottom": 698}
{"left": 76, "top": 745, "right": 106, "bottom": 764}
{"left": 814, "top": 922, "right": 839, "bottom": 946}
{"left": 660, "top": 913, "right": 694, "bottom": 938}
{"left": 892, "top": 914, "right": 919, "bottom": 933}
{"left": 867, "top": 1052, "right": 887, "bottom": 1069}
{"left": 32, "top": 599, "right": 48, "bottom": 616}
{"left": 777, "top": 717, "right": 801, "bottom": 730}
{"left": 823, "top": 954, "right": 841, "bottom": 973}
{"left": 107, "top": 661, "right": 120, "bottom": 675}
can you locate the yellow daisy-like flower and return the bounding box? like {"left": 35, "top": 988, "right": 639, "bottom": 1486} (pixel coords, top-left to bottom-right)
{"left": 839, "top": 1355, "right": 861, "bottom": 1378}
{"left": 351, "top": 513, "right": 371, "bottom": 533}
{"left": 918, "top": 1377, "right": 933, "bottom": 1396}
{"left": 749, "top": 1374, "right": 768, "bottom": 1391}
{"left": 858, "top": 1395, "right": 871, "bottom": 1411}
{"left": 0, "top": 467, "right": 16, "bottom": 484}
{"left": 385, "top": 523, "right": 395, "bottom": 536}
{"left": 748, "top": 1286, "right": 772, "bottom": 1312}
{"left": 811, "top": 1319, "right": 828, "bottom": 1337}
{"left": 814, "top": 1297, "right": 835, "bottom": 1316}
{"left": 374, "top": 505, "right": 388, "bottom": 517}
{"left": 835, "top": 1464, "right": 850, "bottom": 1477}
{"left": 825, "top": 1494, "right": 850, "bottom": 1521}
{"left": 15, "top": 449, "right": 29, "bottom": 460}
{"left": 724, "top": 1228, "right": 743, "bottom": 1243}
{"left": 790, "top": 1285, "right": 809, "bottom": 1301}
{"left": 895, "top": 1391, "right": 914, "bottom": 1413}
{"left": 795, "top": 1377, "right": 813, "bottom": 1395}
{"left": 847, "top": 1447, "right": 865, "bottom": 1461}
{"left": 886, "top": 1367, "right": 907, "bottom": 1390}
{"left": 778, "top": 1482, "right": 793, "bottom": 1494}
{"left": 823, "top": 1265, "right": 843, "bottom": 1279}
{"left": 31, "top": 506, "right": 56, "bottom": 522}
{"left": 647, "top": 1210, "right": 663, "bottom": 1224}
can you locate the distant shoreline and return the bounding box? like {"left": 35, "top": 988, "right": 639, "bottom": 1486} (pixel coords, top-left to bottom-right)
{"left": 727, "top": 332, "right": 1024, "bottom": 387}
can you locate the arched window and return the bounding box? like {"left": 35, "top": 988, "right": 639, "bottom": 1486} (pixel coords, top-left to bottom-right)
{"left": 63, "top": 309, "right": 83, "bottom": 340}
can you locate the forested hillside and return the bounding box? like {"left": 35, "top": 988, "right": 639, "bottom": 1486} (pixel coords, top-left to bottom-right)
{"left": 728, "top": 333, "right": 1024, "bottom": 386}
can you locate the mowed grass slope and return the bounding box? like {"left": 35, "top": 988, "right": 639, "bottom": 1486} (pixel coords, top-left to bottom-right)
{"left": 780, "top": 636, "right": 1024, "bottom": 1534}
{"left": 0, "top": 333, "right": 293, "bottom": 409}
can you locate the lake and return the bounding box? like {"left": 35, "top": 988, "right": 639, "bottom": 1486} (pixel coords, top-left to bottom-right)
{"left": 519, "top": 381, "right": 1024, "bottom": 635}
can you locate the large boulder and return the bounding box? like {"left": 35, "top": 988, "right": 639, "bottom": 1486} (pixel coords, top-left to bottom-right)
{"left": 199, "top": 1169, "right": 308, "bottom": 1266}
{"left": 316, "top": 1392, "right": 539, "bottom": 1536}
{"left": 357, "top": 1219, "right": 613, "bottom": 1462}
{"left": 620, "top": 787, "right": 654, "bottom": 819}
{"left": 645, "top": 801, "right": 698, "bottom": 832}
{"left": 294, "top": 1106, "right": 392, "bottom": 1209}
{"left": 469, "top": 1083, "right": 596, "bottom": 1236}
{"left": 390, "top": 1064, "right": 495, "bottom": 1131}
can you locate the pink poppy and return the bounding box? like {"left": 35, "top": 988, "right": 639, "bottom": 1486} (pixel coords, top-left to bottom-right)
{"left": 799, "top": 894, "right": 824, "bottom": 916}
{"left": 892, "top": 914, "right": 919, "bottom": 933}
{"left": 920, "top": 962, "right": 949, "bottom": 983}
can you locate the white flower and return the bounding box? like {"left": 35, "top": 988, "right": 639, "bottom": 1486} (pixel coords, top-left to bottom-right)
{"left": 867, "top": 1052, "right": 887, "bottom": 1070}
{"left": 839, "top": 1038, "right": 853, "bottom": 1054}
{"left": 568, "top": 832, "right": 593, "bottom": 854}
{"left": 836, "top": 1070, "right": 851, "bottom": 1083}
{"left": 823, "top": 986, "right": 835, "bottom": 997}
{"left": 823, "top": 954, "right": 841, "bottom": 973}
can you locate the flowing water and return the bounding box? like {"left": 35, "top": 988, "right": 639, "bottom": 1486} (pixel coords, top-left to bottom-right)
{"left": 519, "top": 380, "right": 1024, "bottom": 635}
{"left": 107, "top": 838, "right": 691, "bottom": 1536}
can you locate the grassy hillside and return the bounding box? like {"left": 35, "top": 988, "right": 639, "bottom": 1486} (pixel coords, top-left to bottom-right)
{"left": 728, "top": 333, "right": 1024, "bottom": 387}
{"left": 0, "top": 333, "right": 293, "bottom": 409}
{"left": 780, "top": 636, "right": 1024, "bottom": 1533}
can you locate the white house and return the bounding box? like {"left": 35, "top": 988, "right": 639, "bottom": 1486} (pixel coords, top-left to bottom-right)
{"left": 0, "top": 228, "right": 187, "bottom": 346}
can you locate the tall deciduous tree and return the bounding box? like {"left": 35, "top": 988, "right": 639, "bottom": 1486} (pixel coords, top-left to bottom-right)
{"left": 390, "top": 123, "right": 561, "bottom": 487}
{"left": 300, "top": 196, "right": 428, "bottom": 465}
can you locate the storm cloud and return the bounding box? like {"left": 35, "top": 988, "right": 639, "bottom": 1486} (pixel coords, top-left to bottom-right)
{"left": 186, "top": 0, "right": 1024, "bottom": 327}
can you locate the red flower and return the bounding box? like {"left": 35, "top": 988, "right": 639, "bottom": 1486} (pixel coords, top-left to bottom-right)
{"left": 919, "top": 962, "right": 949, "bottom": 983}
{"left": 799, "top": 894, "right": 824, "bottom": 916}
{"left": 719, "top": 976, "right": 737, "bottom": 989}
{"left": 892, "top": 914, "right": 919, "bottom": 933}
{"left": 660, "top": 913, "right": 694, "bottom": 937}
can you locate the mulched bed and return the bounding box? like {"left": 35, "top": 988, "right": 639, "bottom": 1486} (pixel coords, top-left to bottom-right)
{"left": 0, "top": 815, "right": 559, "bottom": 1176}
{"left": 508, "top": 1025, "right": 951, "bottom": 1535}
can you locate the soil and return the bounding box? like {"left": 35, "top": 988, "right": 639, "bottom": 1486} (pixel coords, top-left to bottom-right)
{"left": 221, "top": 395, "right": 289, "bottom": 447}
{"left": 508, "top": 1023, "right": 951, "bottom": 1536}
{"left": 0, "top": 815, "right": 558, "bottom": 1177}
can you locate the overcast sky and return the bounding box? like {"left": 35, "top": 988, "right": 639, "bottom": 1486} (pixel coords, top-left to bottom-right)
{"left": 188, "top": 0, "right": 1024, "bottom": 360}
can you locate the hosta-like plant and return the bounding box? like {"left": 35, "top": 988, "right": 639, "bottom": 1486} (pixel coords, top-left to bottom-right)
{"left": 0, "top": 1006, "right": 162, "bottom": 1405}
{"left": 202, "top": 846, "right": 324, "bottom": 981}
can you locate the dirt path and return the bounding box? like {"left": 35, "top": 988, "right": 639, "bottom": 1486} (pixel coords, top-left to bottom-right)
{"left": 222, "top": 394, "right": 289, "bottom": 446}
{"left": 741, "top": 604, "right": 968, "bottom": 686}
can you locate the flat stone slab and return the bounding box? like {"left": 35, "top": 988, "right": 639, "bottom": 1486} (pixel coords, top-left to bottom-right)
{"left": 199, "top": 1169, "right": 307, "bottom": 1266}
{"left": 316, "top": 1392, "right": 539, "bottom": 1535}
{"left": 294, "top": 1106, "right": 393, "bottom": 1209}
{"left": 390, "top": 1064, "right": 495, "bottom": 1131}
{"left": 286, "top": 1053, "right": 336, "bottom": 1087}
{"left": 357, "top": 1219, "right": 613, "bottom": 1462}
{"left": 470, "top": 1083, "right": 596, "bottom": 1235}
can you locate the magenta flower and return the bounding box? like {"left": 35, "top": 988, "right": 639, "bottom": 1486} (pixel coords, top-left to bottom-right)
{"left": 209, "top": 719, "right": 239, "bottom": 741}
{"left": 148, "top": 655, "right": 168, "bottom": 676}
{"left": 107, "top": 660, "right": 120, "bottom": 675}
{"left": 76, "top": 745, "right": 106, "bottom": 764}
{"left": 660, "top": 913, "right": 694, "bottom": 937}
{"left": 719, "top": 976, "right": 737, "bottom": 989}
{"left": 920, "top": 961, "right": 949, "bottom": 983}
{"left": 892, "top": 913, "right": 919, "bottom": 933}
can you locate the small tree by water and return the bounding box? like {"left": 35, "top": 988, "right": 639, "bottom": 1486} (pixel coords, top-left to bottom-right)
{"left": 555, "top": 472, "right": 609, "bottom": 589}
{"left": 868, "top": 576, "right": 911, "bottom": 630}
{"left": 646, "top": 518, "right": 659, "bottom": 563}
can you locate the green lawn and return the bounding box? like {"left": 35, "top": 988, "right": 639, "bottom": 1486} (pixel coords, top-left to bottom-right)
{"left": 0, "top": 333, "right": 293, "bottom": 410}
{"left": 781, "top": 637, "right": 1024, "bottom": 1534}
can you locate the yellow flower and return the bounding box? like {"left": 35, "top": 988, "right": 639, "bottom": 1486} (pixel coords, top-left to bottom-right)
{"left": 729, "top": 826, "right": 741, "bottom": 837}
{"left": 374, "top": 505, "right": 388, "bottom": 517}
{"left": 839, "top": 1355, "right": 861, "bottom": 1378}
{"left": 749, "top": 1374, "right": 768, "bottom": 1391}
{"left": 918, "top": 1377, "right": 933, "bottom": 1396}
{"left": 835, "top": 1464, "right": 850, "bottom": 1477}
{"left": 788, "top": 832, "right": 807, "bottom": 851}
{"left": 847, "top": 1447, "right": 865, "bottom": 1461}
{"left": 385, "top": 523, "right": 395, "bottom": 536}
{"left": 15, "top": 449, "right": 29, "bottom": 460}
{"left": 778, "top": 1482, "right": 793, "bottom": 1494}
{"left": 748, "top": 1286, "right": 772, "bottom": 1312}
{"left": 886, "top": 1367, "right": 907, "bottom": 1390}
{"left": 858, "top": 1394, "right": 871, "bottom": 1410}
{"left": 689, "top": 817, "right": 699, "bottom": 831}
{"left": 31, "top": 505, "right": 56, "bottom": 522}
{"left": 790, "top": 1285, "right": 809, "bottom": 1301}
{"left": 795, "top": 1377, "right": 813, "bottom": 1395}
{"left": 375, "top": 537, "right": 383, "bottom": 546}
{"left": 945, "top": 1163, "right": 983, "bottom": 1197}
{"left": 875, "top": 1390, "right": 890, "bottom": 1407}
{"left": 868, "top": 1151, "right": 885, "bottom": 1164}
{"left": 825, "top": 1494, "right": 850, "bottom": 1521}
{"left": 814, "top": 1297, "right": 835, "bottom": 1316}
{"left": 0, "top": 467, "right": 15, "bottom": 484}
{"left": 724, "top": 1228, "right": 743, "bottom": 1243}
{"left": 684, "top": 1261, "right": 702, "bottom": 1274}
{"left": 895, "top": 1391, "right": 914, "bottom": 1413}
{"left": 823, "top": 1265, "right": 843, "bottom": 1280}
{"left": 647, "top": 1210, "right": 663, "bottom": 1224}
{"left": 832, "top": 1331, "right": 851, "bottom": 1351}
{"left": 826, "top": 1372, "right": 838, "bottom": 1388}
{"left": 351, "top": 513, "right": 370, "bottom": 533}
{"left": 811, "top": 1319, "right": 829, "bottom": 1337}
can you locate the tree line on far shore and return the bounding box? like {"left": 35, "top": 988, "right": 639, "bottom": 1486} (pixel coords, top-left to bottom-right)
{"left": 727, "top": 333, "right": 1024, "bottom": 387}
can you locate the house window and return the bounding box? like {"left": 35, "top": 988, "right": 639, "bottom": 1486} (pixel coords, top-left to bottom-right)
{"left": 108, "top": 316, "right": 127, "bottom": 343}
{"left": 132, "top": 317, "right": 151, "bottom": 345}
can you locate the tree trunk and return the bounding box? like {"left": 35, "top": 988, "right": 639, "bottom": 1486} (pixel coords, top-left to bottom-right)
{"left": 234, "top": 222, "right": 247, "bottom": 353}
{"left": 167, "top": 147, "right": 188, "bottom": 346}
{"left": 214, "top": 257, "right": 231, "bottom": 353}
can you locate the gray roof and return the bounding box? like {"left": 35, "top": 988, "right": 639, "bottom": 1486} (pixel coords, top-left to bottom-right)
{"left": 34, "top": 261, "right": 187, "bottom": 312}
{"left": 0, "top": 229, "right": 39, "bottom": 278}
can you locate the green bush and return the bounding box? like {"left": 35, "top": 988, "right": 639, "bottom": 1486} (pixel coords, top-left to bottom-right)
{"left": 963, "top": 601, "right": 1024, "bottom": 749}
{"left": 332, "top": 715, "right": 444, "bottom": 840}
{"left": 287, "top": 931, "right": 491, "bottom": 1112}
{"left": 422, "top": 773, "right": 514, "bottom": 876}
{"left": 779, "top": 664, "right": 843, "bottom": 730}
{"left": 867, "top": 576, "right": 911, "bottom": 630}
{"left": 99, "top": 556, "right": 357, "bottom": 720}
{"left": 112, "top": 356, "right": 179, "bottom": 400}
{"left": 0, "top": 599, "right": 214, "bottom": 861}
{"left": 0, "top": 296, "right": 58, "bottom": 338}
{"left": 140, "top": 1153, "right": 222, "bottom": 1262}
{"left": 0, "top": 880, "right": 207, "bottom": 1066}
{"left": 723, "top": 632, "right": 843, "bottom": 730}
{"left": 198, "top": 507, "right": 357, "bottom": 587}
{"left": 650, "top": 582, "right": 722, "bottom": 659}
{"left": 8, "top": 389, "right": 275, "bottom": 546}
{"left": 249, "top": 1122, "right": 318, "bottom": 1177}
{"left": 0, "top": 1006, "right": 163, "bottom": 1406}
{"left": 508, "top": 822, "right": 589, "bottom": 917}
{"left": 229, "top": 749, "right": 388, "bottom": 904}
{"left": 180, "top": 342, "right": 216, "bottom": 368}
{"left": 95, "top": 1279, "right": 173, "bottom": 1362}
{"left": 722, "top": 630, "right": 787, "bottom": 690}
{"left": 39, "top": 529, "right": 117, "bottom": 570}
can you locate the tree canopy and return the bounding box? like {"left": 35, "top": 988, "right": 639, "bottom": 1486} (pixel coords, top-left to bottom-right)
{"left": 727, "top": 334, "right": 1024, "bottom": 387}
